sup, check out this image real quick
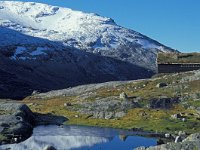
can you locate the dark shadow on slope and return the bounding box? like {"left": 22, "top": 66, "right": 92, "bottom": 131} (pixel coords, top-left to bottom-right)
{"left": 0, "top": 27, "right": 154, "bottom": 100}
{"left": 34, "top": 113, "right": 68, "bottom": 126}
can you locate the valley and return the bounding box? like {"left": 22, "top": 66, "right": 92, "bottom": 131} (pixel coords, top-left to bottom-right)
{"left": 0, "top": 1, "right": 199, "bottom": 150}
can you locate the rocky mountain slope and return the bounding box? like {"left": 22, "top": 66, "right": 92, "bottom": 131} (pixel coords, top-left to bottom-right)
{"left": 0, "top": 69, "right": 199, "bottom": 148}
{"left": 24, "top": 70, "right": 200, "bottom": 149}
{"left": 0, "top": 1, "right": 176, "bottom": 99}
{"left": 26, "top": 70, "right": 200, "bottom": 129}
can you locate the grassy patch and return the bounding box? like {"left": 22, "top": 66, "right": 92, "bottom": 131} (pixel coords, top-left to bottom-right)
{"left": 23, "top": 96, "right": 200, "bottom": 134}
{"left": 22, "top": 71, "right": 200, "bottom": 134}
{"left": 158, "top": 53, "right": 200, "bottom": 64}
{"left": 187, "top": 100, "right": 200, "bottom": 108}
{"left": 66, "top": 106, "right": 200, "bottom": 134}
{"left": 0, "top": 134, "right": 7, "bottom": 141}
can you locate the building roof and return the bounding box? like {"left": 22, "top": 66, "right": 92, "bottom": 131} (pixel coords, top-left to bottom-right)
{"left": 157, "top": 53, "right": 200, "bottom": 64}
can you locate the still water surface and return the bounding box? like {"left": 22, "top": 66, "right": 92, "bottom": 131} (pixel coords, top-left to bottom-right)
{"left": 0, "top": 125, "right": 157, "bottom": 150}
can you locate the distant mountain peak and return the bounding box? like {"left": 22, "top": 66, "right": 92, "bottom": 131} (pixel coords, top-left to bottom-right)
{"left": 0, "top": 1, "right": 174, "bottom": 55}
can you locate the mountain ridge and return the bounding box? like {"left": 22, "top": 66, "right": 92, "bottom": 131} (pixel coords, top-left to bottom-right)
{"left": 0, "top": 1, "right": 176, "bottom": 99}
{"left": 0, "top": 1, "right": 175, "bottom": 69}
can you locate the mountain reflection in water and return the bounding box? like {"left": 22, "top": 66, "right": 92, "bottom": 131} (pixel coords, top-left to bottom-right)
{"left": 0, "top": 125, "right": 157, "bottom": 150}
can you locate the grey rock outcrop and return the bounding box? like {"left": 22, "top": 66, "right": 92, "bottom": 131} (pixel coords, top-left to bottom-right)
{"left": 120, "top": 92, "right": 128, "bottom": 100}
{"left": 135, "top": 132, "right": 200, "bottom": 150}
{"left": 68, "top": 96, "right": 138, "bottom": 119}
{"left": 181, "top": 70, "right": 200, "bottom": 83}
{"left": 0, "top": 101, "right": 68, "bottom": 145}
{"left": 150, "top": 97, "right": 179, "bottom": 109}
{"left": 171, "top": 113, "right": 182, "bottom": 119}
{"left": 183, "top": 133, "right": 200, "bottom": 142}
{"left": 0, "top": 102, "right": 35, "bottom": 144}
{"left": 156, "top": 83, "right": 168, "bottom": 88}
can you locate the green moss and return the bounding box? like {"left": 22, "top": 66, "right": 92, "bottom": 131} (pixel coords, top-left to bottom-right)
{"left": 0, "top": 134, "right": 7, "bottom": 141}
{"left": 64, "top": 107, "right": 200, "bottom": 133}
{"left": 23, "top": 95, "right": 200, "bottom": 133}
{"left": 158, "top": 53, "right": 200, "bottom": 64}
{"left": 187, "top": 100, "right": 200, "bottom": 108}
{"left": 0, "top": 110, "right": 12, "bottom": 115}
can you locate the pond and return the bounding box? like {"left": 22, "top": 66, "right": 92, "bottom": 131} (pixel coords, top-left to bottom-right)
{"left": 0, "top": 125, "right": 157, "bottom": 150}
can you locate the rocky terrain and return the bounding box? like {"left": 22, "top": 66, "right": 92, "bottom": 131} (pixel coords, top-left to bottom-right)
{"left": 22, "top": 69, "right": 199, "bottom": 149}
{"left": 136, "top": 133, "right": 200, "bottom": 150}
{"left": 25, "top": 69, "right": 200, "bottom": 130}
{"left": 0, "top": 100, "right": 67, "bottom": 145}
{"left": 23, "top": 70, "right": 200, "bottom": 150}
{"left": 0, "top": 69, "right": 199, "bottom": 149}
{"left": 0, "top": 1, "right": 176, "bottom": 99}
{"left": 0, "top": 101, "right": 34, "bottom": 144}
{"left": 0, "top": 2, "right": 199, "bottom": 150}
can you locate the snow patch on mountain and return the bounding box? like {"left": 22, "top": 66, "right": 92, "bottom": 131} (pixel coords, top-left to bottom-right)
{"left": 0, "top": 1, "right": 165, "bottom": 49}
{"left": 0, "top": 1, "right": 177, "bottom": 99}
{"left": 30, "top": 47, "right": 46, "bottom": 56}
{"left": 11, "top": 46, "right": 26, "bottom": 60}
{"left": 0, "top": 1, "right": 175, "bottom": 70}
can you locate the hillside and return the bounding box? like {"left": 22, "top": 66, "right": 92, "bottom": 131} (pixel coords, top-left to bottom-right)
{"left": 24, "top": 70, "right": 200, "bottom": 133}
{"left": 0, "top": 1, "right": 176, "bottom": 99}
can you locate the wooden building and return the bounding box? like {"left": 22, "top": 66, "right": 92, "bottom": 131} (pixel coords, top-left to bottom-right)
{"left": 157, "top": 53, "right": 200, "bottom": 73}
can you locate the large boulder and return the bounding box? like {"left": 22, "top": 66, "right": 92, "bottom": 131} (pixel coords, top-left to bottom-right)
{"left": 0, "top": 101, "right": 68, "bottom": 145}
{"left": 150, "top": 97, "right": 179, "bottom": 109}
{"left": 0, "top": 102, "right": 35, "bottom": 144}
{"left": 156, "top": 83, "right": 168, "bottom": 88}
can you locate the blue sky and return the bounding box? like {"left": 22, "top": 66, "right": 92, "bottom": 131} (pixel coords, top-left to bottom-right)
{"left": 17, "top": 0, "right": 200, "bottom": 52}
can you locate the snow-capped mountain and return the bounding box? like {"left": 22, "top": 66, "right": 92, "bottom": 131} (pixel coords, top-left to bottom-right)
{"left": 0, "top": 1, "right": 176, "bottom": 99}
